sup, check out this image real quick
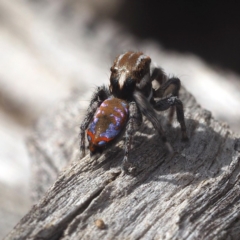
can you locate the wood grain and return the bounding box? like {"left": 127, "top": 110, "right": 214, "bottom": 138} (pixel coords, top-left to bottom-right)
{"left": 5, "top": 87, "right": 240, "bottom": 240}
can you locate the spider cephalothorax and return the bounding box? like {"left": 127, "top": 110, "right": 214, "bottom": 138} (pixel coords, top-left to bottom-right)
{"left": 110, "top": 51, "right": 152, "bottom": 100}
{"left": 80, "top": 51, "right": 188, "bottom": 173}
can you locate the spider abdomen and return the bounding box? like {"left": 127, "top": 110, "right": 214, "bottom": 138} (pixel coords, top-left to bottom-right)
{"left": 87, "top": 98, "right": 129, "bottom": 154}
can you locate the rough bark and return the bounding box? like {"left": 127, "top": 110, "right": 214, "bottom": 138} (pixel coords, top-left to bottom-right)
{"left": 5, "top": 87, "right": 240, "bottom": 240}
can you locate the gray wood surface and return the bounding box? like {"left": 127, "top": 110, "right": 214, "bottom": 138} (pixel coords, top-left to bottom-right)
{"left": 5, "top": 87, "right": 240, "bottom": 240}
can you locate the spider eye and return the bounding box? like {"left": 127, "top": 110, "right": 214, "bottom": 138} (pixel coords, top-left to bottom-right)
{"left": 126, "top": 78, "right": 134, "bottom": 85}
{"left": 125, "top": 78, "right": 135, "bottom": 90}
{"left": 111, "top": 78, "right": 118, "bottom": 85}
{"left": 139, "top": 70, "right": 145, "bottom": 78}
{"left": 110, "top": 67, "right": 117, "bottom": 74}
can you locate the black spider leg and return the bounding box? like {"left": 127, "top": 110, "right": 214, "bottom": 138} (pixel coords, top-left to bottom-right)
{"left": 151, "top": 68, "right": 188, "bottom": 140}
{"left": 80, "top": 85, "right": 110, "bottom": 158}
{"left": 153, "top": 95, "right": 188, "bottom": 141}
{"left": 133, "top": 90, "right": 173, "bottom": 153}
{"left": 122, "top": 101, "right": 142, "bottom": 173}
{"left": 150, "top": 67, "right": 168, "bottom": 85}
{"left": 157, "top": 77, "right": 181, "bottom": 123}
{"left": 151, "top": 66, "right": 179, "bottom": 120}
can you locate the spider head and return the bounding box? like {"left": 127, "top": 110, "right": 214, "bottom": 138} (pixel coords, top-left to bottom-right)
{"left": 109, "top": 51, "right": 151, "bottom": 100}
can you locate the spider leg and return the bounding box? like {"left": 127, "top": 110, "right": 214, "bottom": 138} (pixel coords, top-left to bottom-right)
{"left": 150, "top": 66, "right": 167, "bottom": 85}
{"left": 122, "top": 101, "right": 142, "bottom": 173}
{"left": 80, "top": 85, "right": 110, "bottom": 158}
{"left": 153, "top": 96, "right": 188, "bottom": 141}
{"left": 150, "top": 68, "right": 178, "bottom": 123}
{"left": 143, "top": 67, "right": 188, "bottom": 141}
{"left": 133, "top": 90, "right": 173, "bottom": 153}
{"left": 154, "top": 77, "right": 181, "bottom": 98}
{"left": 154, "top": 77, "right": 181, "bottom": 124}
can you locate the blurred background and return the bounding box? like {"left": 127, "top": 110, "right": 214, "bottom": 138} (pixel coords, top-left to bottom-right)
{"left": 0, "top": 0, "right": 240, "bottom": 238}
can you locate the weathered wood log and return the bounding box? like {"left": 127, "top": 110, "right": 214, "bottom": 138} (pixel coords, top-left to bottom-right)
{"left": 5, "top": 86, "right": 240, "bottom": 240}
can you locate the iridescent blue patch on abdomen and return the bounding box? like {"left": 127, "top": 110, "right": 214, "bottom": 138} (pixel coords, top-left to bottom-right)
{"left": 100, "top": 123, "right": 120, "bottom": 139}
{"left": 88, "top": 117, "right": 98, "bottom": 134}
